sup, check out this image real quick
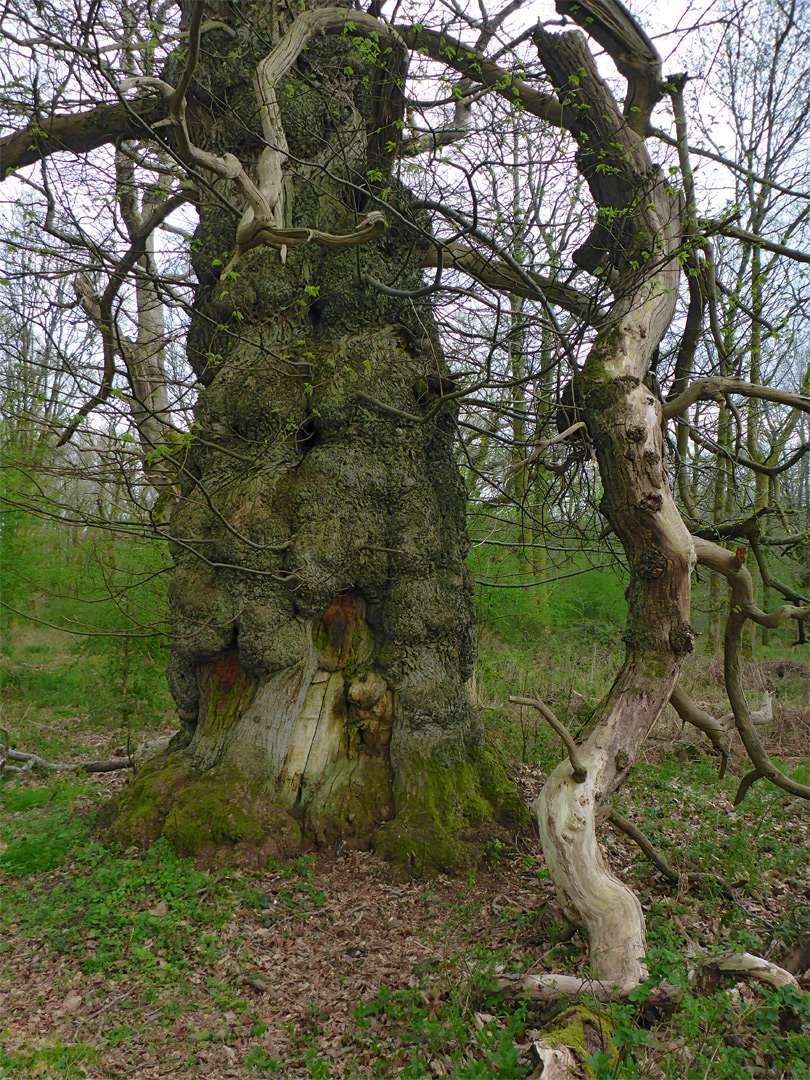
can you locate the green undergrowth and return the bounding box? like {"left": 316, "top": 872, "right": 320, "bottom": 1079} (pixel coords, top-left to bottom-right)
{"left": 346, "top": 989, "right": 530, "bottom": 1079}
{"left": 581, "top": 950, "right": 810, "bottom": 1080}
{"left": 1, "top": 749, "right": 809, "bottom": 1078}
{"left": 1, "top": 513, "right": 173, "bottom": 754}
{"left": 2, "top": 512, "right": 809, "bottom": 1077}
{"left": 0, "top": 784, "right": 224, "bottom": 974}
{"left": 0, "top": 628, "right": 172, "bottom": 750}
{"left": 583, "top": 750, "right": 810, "bottom": 1079}
{"left": 618, "top": 752, "right": 809, "bottom": 915}
{"left": 0, "top": 1041, "right": 97, "bottom": 1080}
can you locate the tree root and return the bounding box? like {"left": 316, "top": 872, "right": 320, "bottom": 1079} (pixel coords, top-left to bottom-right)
{"left": 496, "top": 953, "right": 799, "bottom": 1079}
{"left": 497, "top": 951, "right": 797, "bottom": 1004}
{"left": 496, "top": 972, "right": 683, "bottom": 1008}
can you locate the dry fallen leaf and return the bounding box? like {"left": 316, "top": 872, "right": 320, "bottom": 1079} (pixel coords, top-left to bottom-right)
{"left": 62, "top": 991, "right": 83, "bottom": 1013}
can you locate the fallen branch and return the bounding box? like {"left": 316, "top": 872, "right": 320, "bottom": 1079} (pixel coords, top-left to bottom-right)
{"left": 0, "top": 733, "right": 135, "bottom": 776}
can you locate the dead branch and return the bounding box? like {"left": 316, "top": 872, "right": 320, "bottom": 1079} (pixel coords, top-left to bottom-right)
{"left": 555, "top": 0, "right": 664, "bottom": 134}
{"left": 693, "top": 536, "right": 810, "bottom": 802}
{"left": 0, "top": 739, "right": 135, "bottom": 775}
{"left": 510, "top": 696, "right": 587, "bottom": 781}
{"left": 121, "top": 9, "right": 400, "bottom": 261}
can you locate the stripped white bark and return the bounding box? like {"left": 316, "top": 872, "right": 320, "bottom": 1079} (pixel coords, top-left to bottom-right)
{"left": 529, "top": 21, "right": 693, "bottom": 990}
{"left": 530, "top": 1044, "right": 579, "bottom": 1078}
{"left": 122, "top": 8, "right": 402, "bottom": 260}
{"left": 698, "top": 951, "right": 799, "bottom": 990}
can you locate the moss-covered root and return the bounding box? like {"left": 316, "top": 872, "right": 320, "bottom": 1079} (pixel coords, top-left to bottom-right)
{"left": 102, "top": 742, "right": 525, "bottom": 875}
{"left": 100, "top": 753, "right": 301, "bottom": 870}
{"left": 534, "top": 1007, "right": 615, "bottom": 1079}
{"left": 372, "top": 745, "right": 529, "bottom": 874}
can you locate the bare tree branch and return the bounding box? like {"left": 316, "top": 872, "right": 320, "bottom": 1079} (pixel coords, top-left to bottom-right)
{"left": 663, "top": 378, "right": 810, "bottom": 421}
{"left": 693, "top": 537, "right": 810, "bottom": 803}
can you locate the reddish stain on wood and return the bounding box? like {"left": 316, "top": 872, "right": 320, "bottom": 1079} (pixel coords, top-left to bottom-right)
{"left": 210, "top": 650, "right": 243, "bottom": 693}
{"left": 322, "top": 592, "right": 365, "bottom": 666}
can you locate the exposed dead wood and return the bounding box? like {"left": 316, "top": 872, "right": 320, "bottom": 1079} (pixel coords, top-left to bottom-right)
{"left": 0, "top": 732, "right": 135, "bottom": 776}
{"left": 528, "top": 13, "right": 690, "bottom": 995}
{"left": 120, "top": 8, "right": 401, "bottom": 263}
{"left": 498, "top": 951, "right": 798, "bottom": 1008}
{"left": 528, "top": 1043, "right": 580, "bottom": 1079}
{"left": 497, "top": 972, "right": 682, "bottom": 1008}
{"left": 695, "top": 951, "right": 800, "bottom": 992}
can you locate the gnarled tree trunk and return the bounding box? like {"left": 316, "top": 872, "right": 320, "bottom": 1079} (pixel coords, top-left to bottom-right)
{"left": 108, "top": 3, "right": 521, "bottom": 870}
{"left": 532, "top": 23, "right": 692, "bottom": 986}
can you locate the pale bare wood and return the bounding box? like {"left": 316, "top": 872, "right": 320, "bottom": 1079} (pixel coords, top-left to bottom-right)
{"left": 663, "top": 376, "right": 810, "bottom": 421}
{"left": 697, "top": 951, "right": 799, "bottom": 990}
{"left": 497, "top": 972, "right": 682, "bottom": 1007}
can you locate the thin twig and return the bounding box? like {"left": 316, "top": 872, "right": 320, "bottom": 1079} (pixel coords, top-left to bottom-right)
{"left": 605, "top": 808, "right": 678, "bottom": 883}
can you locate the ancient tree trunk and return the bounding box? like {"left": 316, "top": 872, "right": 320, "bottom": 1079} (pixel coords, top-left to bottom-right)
{"left": 109, "top": 3, "right": 521, "bottom": 869}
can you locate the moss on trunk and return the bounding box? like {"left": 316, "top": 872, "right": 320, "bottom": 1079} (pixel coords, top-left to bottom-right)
{"left": 105, "top": 3, "right": 519, "bottom": 872}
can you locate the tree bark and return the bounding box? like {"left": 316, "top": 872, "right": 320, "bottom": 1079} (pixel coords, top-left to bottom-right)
{"left": 532, "top": 25, "right": 691, "bottom": 986}
{"left": 108, "top": 1, "right": 521, "bottom": 870}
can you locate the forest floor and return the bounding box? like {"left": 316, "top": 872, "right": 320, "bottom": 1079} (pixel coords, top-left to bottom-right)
{"left": 1, "top": 646, "right": 809, "bottom": 1079}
